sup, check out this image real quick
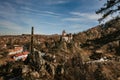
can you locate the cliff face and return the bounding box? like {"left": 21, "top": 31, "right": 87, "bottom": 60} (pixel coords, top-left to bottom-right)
{"left": 0, "top": 18, "right": 120, "bottom": 80}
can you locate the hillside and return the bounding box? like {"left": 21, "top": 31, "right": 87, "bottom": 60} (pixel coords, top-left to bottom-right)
{"left": 0, "top": 18, "right": 120, "bottom": 80}
{"left": 74, "top": 17, "right": 120, "bottom": 56}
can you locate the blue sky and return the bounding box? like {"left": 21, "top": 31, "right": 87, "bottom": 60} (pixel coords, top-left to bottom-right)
{"left": 0, "top": 0, "right": 106, "bottom": 35}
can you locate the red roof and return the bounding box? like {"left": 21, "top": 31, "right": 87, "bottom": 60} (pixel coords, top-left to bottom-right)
{"left": 14, "top": 51, "right": 29, "bottom": 57}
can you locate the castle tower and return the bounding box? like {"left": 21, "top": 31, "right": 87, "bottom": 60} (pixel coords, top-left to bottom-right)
{"left": 62, "top": 30, "right": 66, "bottom": 37}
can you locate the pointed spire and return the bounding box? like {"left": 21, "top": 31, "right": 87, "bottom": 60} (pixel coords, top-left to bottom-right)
{"left": 31, "top": 27, "right": 34, "bottom": 54}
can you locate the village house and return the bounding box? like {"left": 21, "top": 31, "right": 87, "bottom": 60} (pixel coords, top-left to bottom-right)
{"left": 8, "top": 45, "right": 29, "bottom": 61}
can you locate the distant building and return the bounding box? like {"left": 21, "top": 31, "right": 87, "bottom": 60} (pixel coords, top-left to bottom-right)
{"left": 61, "top": 30, "right": 73, "bottom": 43}
{"left": 8, "top": 45, "right": 23, "bottom": 55}
{"left": 8, "top": 45, "right": 29, "bottom": 61}
{"left": 13, "top": 51, "right": 29, "bottom": 61}
{"left": 62, "top": 30, "right": 67, "bottom": 37}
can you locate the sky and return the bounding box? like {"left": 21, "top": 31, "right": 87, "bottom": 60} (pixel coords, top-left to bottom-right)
{"left": 0, "top": 0, "right": 106, "bottom": 35}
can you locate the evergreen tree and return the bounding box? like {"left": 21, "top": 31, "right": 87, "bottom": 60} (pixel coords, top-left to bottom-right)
{"left": 96, "top": 0, "right": 120, "bottom": 22}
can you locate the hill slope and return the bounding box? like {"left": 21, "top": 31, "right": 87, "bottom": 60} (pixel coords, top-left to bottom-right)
{"left": 0, "top": 18, "right": 120, "bottom": 80}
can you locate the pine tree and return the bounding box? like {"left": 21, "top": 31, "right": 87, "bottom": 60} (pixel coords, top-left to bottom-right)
{"left": 96, "top": 0, "right": 120, "bottom": 22}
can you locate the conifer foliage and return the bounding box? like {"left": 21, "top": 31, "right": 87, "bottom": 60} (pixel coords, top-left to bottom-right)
{"left": 96, "top": 0, "right": 120, "bottom": 22}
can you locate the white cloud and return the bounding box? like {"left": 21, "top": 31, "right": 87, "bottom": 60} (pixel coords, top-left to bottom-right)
{"left": 21, "top": 7, "right": 61, "bottom": 17}
{"left": 70, "top": 24, "right": 83, "bottom": 29}
{"left": 71, "top": 12, "right": 102, "bottom": 20}
{"left": 43, "top": 11, "right": 60, "bottom": 16}
{"left": 46, "top": 0, "right": 69, "bottom": 5}
{"left": 15, "top": 0, "right": 32, "bottom": 6}
{"left": 0, "top": 20, "right": 22, "bottom": 30}
{"left": 39, "top": 22, "right": 63, "bottom": 26}
{"left": 62, "top": 12, "right": 102, "bottom": 22}
{"left": 62, "top": 18, "right": 84, "bottom": 21}
{"left": 0, "top": 2, "right": 18, "bottom": 19}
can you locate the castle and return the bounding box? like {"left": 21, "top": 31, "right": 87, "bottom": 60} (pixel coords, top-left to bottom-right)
{"left": 61, "top": 30, "right": 73, "bottom": 43}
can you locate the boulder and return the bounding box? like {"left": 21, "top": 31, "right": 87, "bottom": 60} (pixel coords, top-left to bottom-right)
{"left": 22, "top": 65, "right": 31, "bottom": 74}
{"left": 30, "top": 71, "right": 40, "bottom": 78}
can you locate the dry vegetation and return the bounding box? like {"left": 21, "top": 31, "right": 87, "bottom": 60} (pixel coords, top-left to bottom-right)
{"left": 0, "top": 18, "right": 120, "bottom": 80}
